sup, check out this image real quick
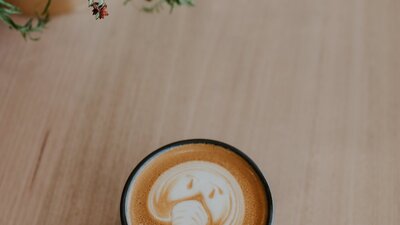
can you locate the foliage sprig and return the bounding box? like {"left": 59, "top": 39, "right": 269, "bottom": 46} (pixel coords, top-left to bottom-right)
{"left": 124, "top": 0, "right": 194, "bottom": 13}
{"left": 0, "top": 0, "right": 51, "bottom": 40}
{"left": 1, "top": 0, "right": 194, "bottom": 40}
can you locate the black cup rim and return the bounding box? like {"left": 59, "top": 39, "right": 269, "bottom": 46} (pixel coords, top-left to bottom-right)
{"left": 120, "top": 139, "right": 273, "bottom": 225}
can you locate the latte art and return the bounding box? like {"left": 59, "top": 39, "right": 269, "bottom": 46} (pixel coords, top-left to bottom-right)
{"left": 148, "top": 161, "right": 245, "bottom": 225}
{"left": 171, "top": 201, "right": 208, "bottom": 225}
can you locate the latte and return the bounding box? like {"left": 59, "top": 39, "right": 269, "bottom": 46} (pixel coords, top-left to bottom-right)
{"left": 121, "top": 140, "right": 273, "bottom": 225}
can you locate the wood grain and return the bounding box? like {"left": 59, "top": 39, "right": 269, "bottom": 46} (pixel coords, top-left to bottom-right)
{"left": 0, "top": 0, "right": 399, "bottom": 225}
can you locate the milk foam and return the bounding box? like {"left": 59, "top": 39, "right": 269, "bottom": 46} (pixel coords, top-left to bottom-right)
{"left": 147, "top": 161, "right": 245, "bottom": 225}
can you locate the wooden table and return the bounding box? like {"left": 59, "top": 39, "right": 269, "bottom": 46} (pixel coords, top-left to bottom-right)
{"left": 1, "top": 0, "right": 399, "bottom": 224}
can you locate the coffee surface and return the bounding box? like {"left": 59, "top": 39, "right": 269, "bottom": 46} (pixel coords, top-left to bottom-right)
{"left": 125, "top": 143, "right": 268, "bottom": 225}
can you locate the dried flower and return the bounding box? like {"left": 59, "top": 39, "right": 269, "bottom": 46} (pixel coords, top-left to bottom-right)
{"left": 89, "top": 0, "right": 109, "bottom": 20}
{"left": 98, "top": 4, "right": 109, "bottom": 19}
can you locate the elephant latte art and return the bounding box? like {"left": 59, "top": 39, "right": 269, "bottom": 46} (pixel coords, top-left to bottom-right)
{"left": 148, "top": 161, "right": 245, "bottom": 225}
{"left": 124, "top": 143, "right": 269, "bottom": 225}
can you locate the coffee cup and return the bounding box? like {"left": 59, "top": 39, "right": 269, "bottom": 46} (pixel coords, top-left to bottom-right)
{"left": 120, "top": 139, "right": 273, "bottom": 225}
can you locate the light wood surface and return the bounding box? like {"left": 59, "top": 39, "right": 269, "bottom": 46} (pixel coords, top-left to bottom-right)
{"left": 1, "top": 1, "right": 400, "bottom": 225}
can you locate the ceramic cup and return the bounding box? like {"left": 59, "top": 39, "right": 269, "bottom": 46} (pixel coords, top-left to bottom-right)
{"left": 120, "top": 139, "right": 273, "bottom": 225}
